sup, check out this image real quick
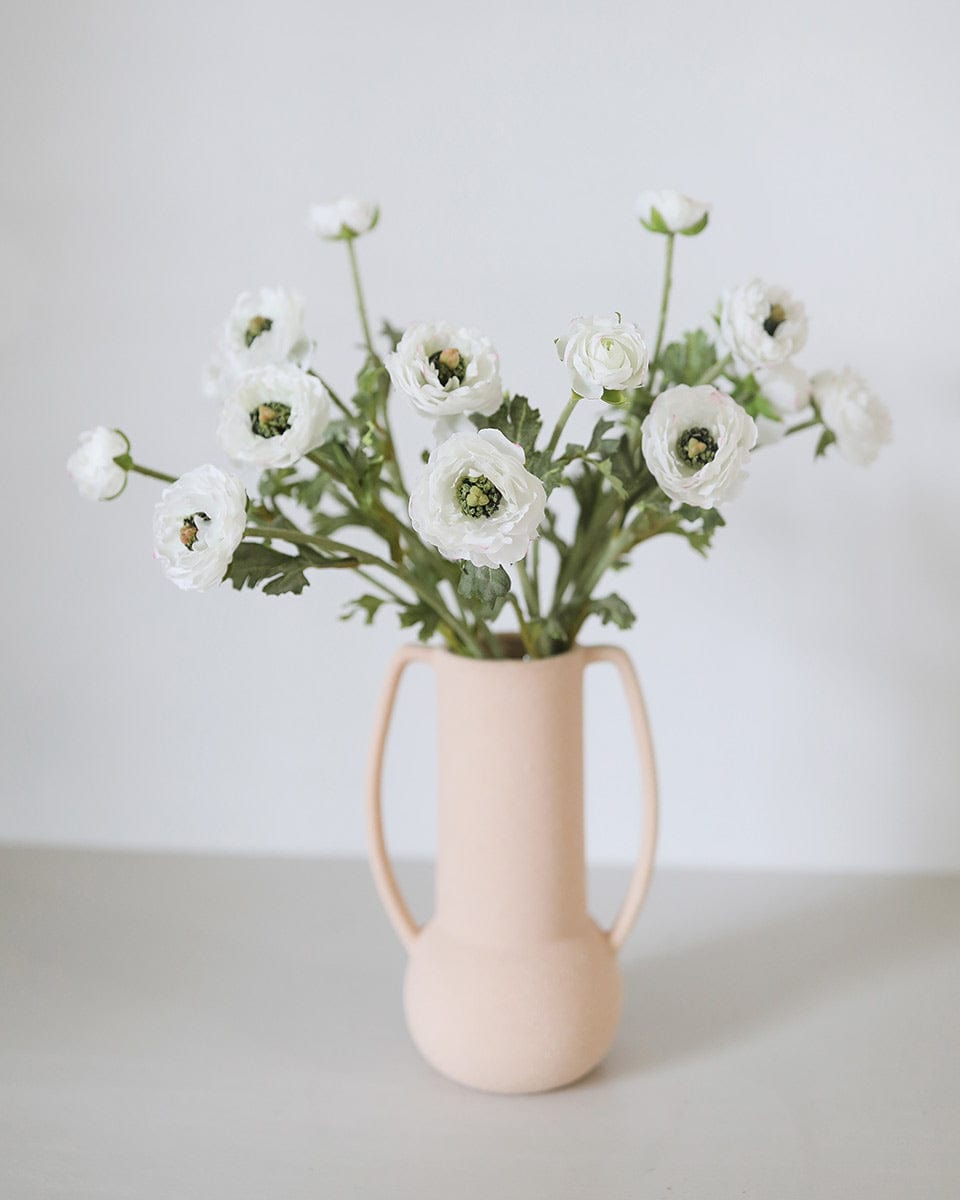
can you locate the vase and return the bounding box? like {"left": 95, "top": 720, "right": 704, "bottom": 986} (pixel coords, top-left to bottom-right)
{"left": 366, "top": 640, "right": 658, "bottom": 1094}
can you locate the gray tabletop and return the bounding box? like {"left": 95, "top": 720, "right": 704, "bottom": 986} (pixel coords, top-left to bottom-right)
{"left": 1, "top": 847, "right": 957, "bottom": 1198}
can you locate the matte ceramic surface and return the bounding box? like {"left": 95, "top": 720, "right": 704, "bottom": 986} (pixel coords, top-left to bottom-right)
{"left": 366, "top": 643, "right": 658, "bottom": 1094}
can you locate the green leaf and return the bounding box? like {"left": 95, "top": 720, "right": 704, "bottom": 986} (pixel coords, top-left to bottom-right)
{"left": 471, "top": 394, "right": 543, "bottom": 460}
{"left": 398, "top": 603, "right": 441, "bottom": 643}
{"left": 226, "top": 542, "right": 311, "bottom": 595}
{"left": 658, "top": 330, "right": 719, "bottom": 386}
{"left": 732, "top": 374, "right": 782, "bottom": 423}
{"left": 341, "top": 594, "right": 387, "bottom": 625}
{"left": 457, "top": 562, "right": 511, "bottom": 619}
{"left": 380, "top": 319, "right": 404, "bottom": 352}
{"left": 675, "top": 504, "right": 726, "bottom": 557}
{"left": 583, "top": 594, "right": 637, "bottom": 630}
{"left": 815, "top": 428, "right": 836, "bottom": 458}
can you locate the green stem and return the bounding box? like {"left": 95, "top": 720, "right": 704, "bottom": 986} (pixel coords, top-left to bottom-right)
{"left": 246, "top": 524, "right": 484, "bottom": 657}
{"left": 120, "top": 460, "right": 177, "bottom": 484}
{"left": 507, "top": 594, "right": 535, "bottom": 656}
{"left": 517, "top": 558, "right": 539, "bottom": 620}
{"left": 309, "top": 371, "right": 352, "bottom": 418}
{"left": 784, "top": 416, "right": 820, "bottom": 437}
{"left": 346, "top": 237, "right": 375, "bottom": 358}
{"left": 546, "top": 392, "right": 580, "bottom": 458}
{"left": 695, "top": 353, "right": 732, "bottom": 387}
{"left": 652, "top": 233, "right": 675, "bottom": 368}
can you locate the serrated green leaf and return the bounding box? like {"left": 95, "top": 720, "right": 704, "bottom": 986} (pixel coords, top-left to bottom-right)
{"left": 398, "top": 603, "right": 441, "bottom": 643}
{"left": 226, "top": 542, "right": 311, "bottom": 595}
{"left": 584, "top": 594, "right": 637, "bottom": 630}
{"left": 341, "top": 594, "right": 387, "bottom": 625}
{"left": 471, "top": 394, "right": 543, "bottom": 460}
{"left": 658, "top": 330, "right": 719, "bottom": 386}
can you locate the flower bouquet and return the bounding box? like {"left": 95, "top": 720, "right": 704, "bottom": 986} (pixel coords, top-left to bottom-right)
{"left": 69, "top": 190, "right": 891, "bottom": 659}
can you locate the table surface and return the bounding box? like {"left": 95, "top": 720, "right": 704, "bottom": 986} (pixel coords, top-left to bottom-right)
{"left": 1, "top": 847, "right": 957, "bottom": 1199}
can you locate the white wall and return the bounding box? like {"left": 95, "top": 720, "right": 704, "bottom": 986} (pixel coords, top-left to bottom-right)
{"left": 2, "top": 0, "right": 958, "bottom": 871}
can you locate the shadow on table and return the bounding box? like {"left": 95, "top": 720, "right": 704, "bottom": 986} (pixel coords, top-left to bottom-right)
{"left": 603, "top": 873, "right": 959, "bottom": 1077}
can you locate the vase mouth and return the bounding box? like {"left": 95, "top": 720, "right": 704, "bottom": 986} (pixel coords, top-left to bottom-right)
{"left": 439, "top": 632, "right": 580, "bottom": 663}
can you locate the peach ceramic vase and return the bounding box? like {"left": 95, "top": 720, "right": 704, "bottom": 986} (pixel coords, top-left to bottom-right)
{"left": 366, "top": 641, "right": 658, "bottom": 1094}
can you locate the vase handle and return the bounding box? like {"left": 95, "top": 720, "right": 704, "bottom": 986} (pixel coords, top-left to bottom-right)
{"left": 584, "top": 645, "right": 660, "bottom": 952}
{"left": 365, "top": 644, "right": 435, "bottom": 951}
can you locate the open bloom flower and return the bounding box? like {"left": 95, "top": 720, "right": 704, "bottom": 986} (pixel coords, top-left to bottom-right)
{"left": 153, "top": 465, "right": 247, "bottom": 592}
{"left": 812, "top": 369, "right": 892, "bottom": 466}
{"left": 308, "top": 196, "right": 379, "bottom": 240}
{"left": 641, "top": 384, "right": 758, "bottom": 508}
{"left": 636, "top": 189, "right": 711, "bottom": 235}
{"left": 203, "top": 287, "right": 312, "bottom": 403}
{"left": 217, "top": 364, "right": 331, "bottom": 468}
{"left": 67, "top": 427, "right": 129, "bottom": 500}
{"left": 409, "top": 428, "right": 546, "bottom": 568}
{"left": 556, "top": 314, "right": 650, "bottom": 400}
{"left": 720, "top": 279, "right": 808, "bottom": 371}
{"left": 386, "top": 321, "right": 503, "bottom": 419}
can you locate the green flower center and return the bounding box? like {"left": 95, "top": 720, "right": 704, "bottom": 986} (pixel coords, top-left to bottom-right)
{"left": 677, "top": 427, "right": 718, "bottom": 469}
{"left": 250, "top": 401, "right": 292, "bottom": 438}
{"left": 456, "top": 474, "right": 502, "bottom": 519}
{"left": 763, "top": 303, "right": 787, "bottom": 337}
{"left": 244, "top": 315, "right": 273, "bottom": 347}
{"left": 429, "top": 347, "right": 467, "bottom": 387}
{"left": 179, "top": 512, "right": 208, "bottom": 551}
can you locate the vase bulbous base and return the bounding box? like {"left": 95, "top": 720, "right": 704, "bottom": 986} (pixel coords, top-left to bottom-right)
{"left": 403, "top": 918, "right": 623, "bottom": 1094}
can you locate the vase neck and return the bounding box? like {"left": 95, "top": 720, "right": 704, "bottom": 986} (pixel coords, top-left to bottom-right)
{"left": 432, "top": 648, "right": 589, "bottom": 945}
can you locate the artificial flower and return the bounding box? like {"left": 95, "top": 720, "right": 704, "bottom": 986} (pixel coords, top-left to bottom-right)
{"left": 409, "top": 428, "right": 546, "bottom": 568}
{"left": 636, "top": 189, "right": 711, "bottom": 235}
{"left": 719, "top": 279, "right": 808, "bottom": 371}
{"left": 812, "top": 369, "right": 892, "bottom": 465}
{"left": 641, "top": 384, "right": 758, "bottom": 508}
{"left": 386, "top": 321, "right": 503, "bottom": 419}
{"left": 203, "top": 286, "right": 312, "bottom": 403}
{"left": 308, "top": 196, "right": 379, "bottom": 240}
{"left": 67, "top": 427, "right": 129, "bottom": 500}
{"left": 556, "top": 314, "right": 650, "bottom": 400}
{"left": 217, "top": 364, "right": 331, "bottom": 468}
{"left": 153, "top": 465, "right": 247, "bottom": 592}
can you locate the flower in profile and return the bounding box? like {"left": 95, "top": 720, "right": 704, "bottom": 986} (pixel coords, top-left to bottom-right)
{"left": 409, "top": 429, "right": 546, "bottom": 568}
{"left": 753, "top": 363, "right": 813, "bottom": 445}
{"left": 719, "top": 279, "right": 808, "bottom": 371}
{"left": 386, "top": 321, "right": 503, "bottom": 419}
{"left": 217, "top": 364, "right": 331, "bottom": 468}
{"left": 556, "top": 314, "right": 650, "bottom": 400}
{"left": 67, "top": 427, "right": 129, "bottom": 500}
{"left": 641, "top": 384, "right": 758, "bottom": 508}
{"left": 636, "top": 189, "right": 711, "bottom": 236}
{"left": 153, "top": 465, "right": 247, "bottom": 592}
{"left": 812, "top": 369, "right": 892, "bottom": 466}
{"left": 203, "top": 287, "right": 312, "bottom": 403}
{"left": 308, "top": 196, "right": 379, "bottom": 240}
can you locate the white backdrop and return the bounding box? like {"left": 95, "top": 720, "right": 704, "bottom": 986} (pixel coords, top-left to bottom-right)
{"left": 2, "top": 0, "right": 958, "bottom": 871}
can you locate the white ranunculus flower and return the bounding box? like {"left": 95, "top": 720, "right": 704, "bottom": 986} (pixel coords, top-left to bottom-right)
{"left": 719, "top": 279, "right": 808, "bottom": 371}
{"left": 203, "top": 286, "right": 312, "bottom": 403}
{"left": 752, "top": 363, "right": 813, "bottom": 445}
{"left": 641, "top": 384, "right": 758, "bottom": 509}
{"left": 307, "top": 196, "right": 379, "bottom": 240}
{"left": 556, "top": 314, "right": 650, "bottom": 401}
{"left": 153, "top": 465, "right": 247, "bottom": 592}
{"left": 386, "top": 321, "right": 503, "bottom": 420}
{"left": 217, "top": 364, "right": 332, "bottom": 468}
{"left": 636, "top": 189, "right": 711, "bottom": 235}
{"left": 812, "top": 369, "right": 892, "bottom": 466}
{"left": 67, "top": 427, "right": 129, "bottom": 500}
{"left": 409, "top": 428, "right": 546, "bottom": 568}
